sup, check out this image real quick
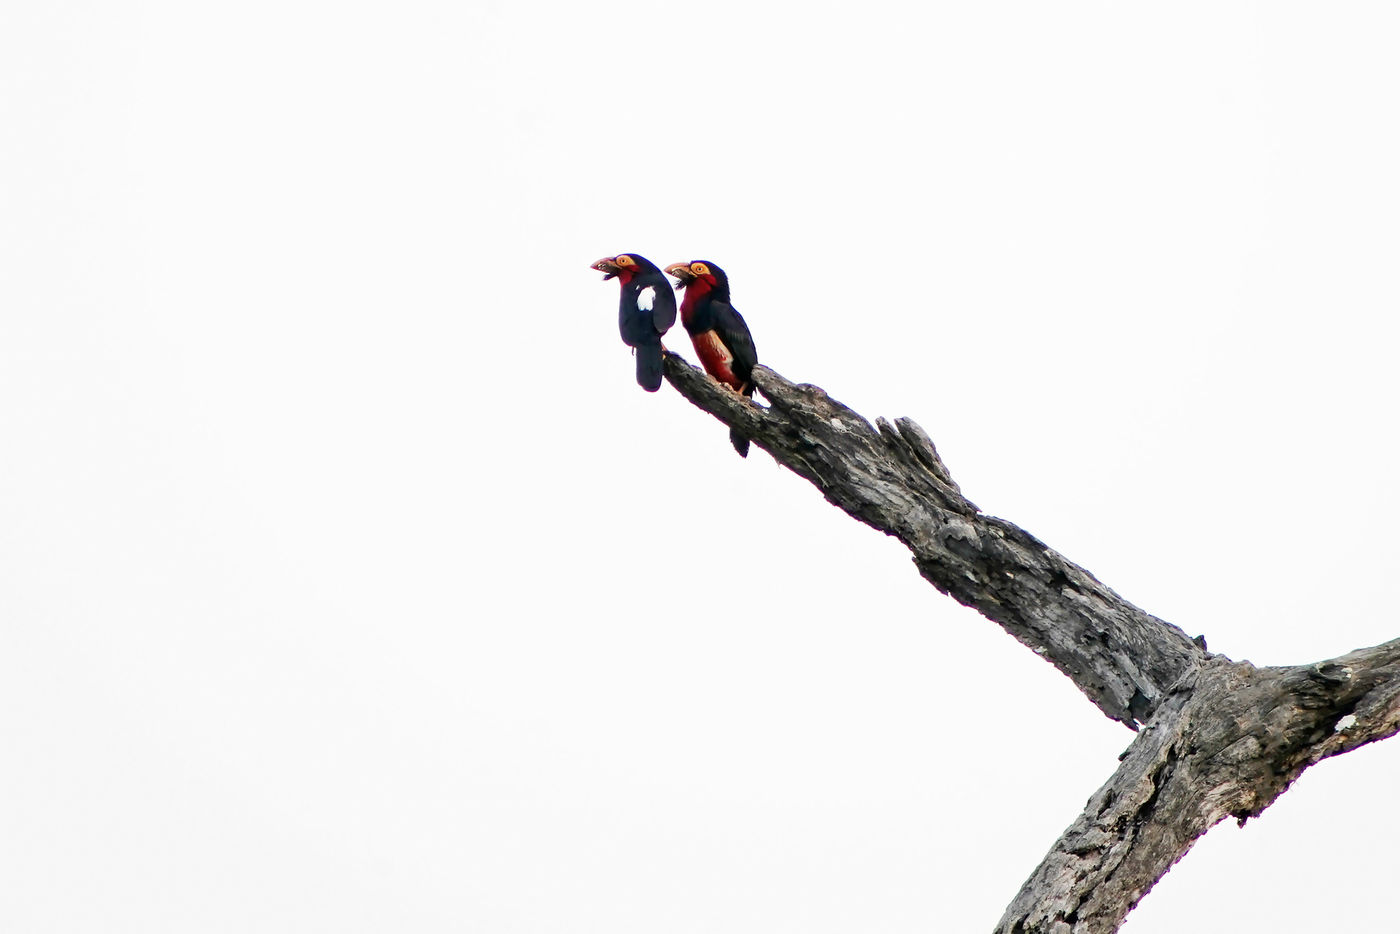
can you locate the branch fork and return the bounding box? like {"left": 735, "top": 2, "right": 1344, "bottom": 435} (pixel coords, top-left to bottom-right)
{"left": 660, "top": 350, "right": 1400, "bottom": 933}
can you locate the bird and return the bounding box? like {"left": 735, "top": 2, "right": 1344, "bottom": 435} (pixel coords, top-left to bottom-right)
{"left": 591, "top": 253, "right": 677, "bottom": 392}
{"left": 663, "top": 260, "right": 759, "bottom": 457}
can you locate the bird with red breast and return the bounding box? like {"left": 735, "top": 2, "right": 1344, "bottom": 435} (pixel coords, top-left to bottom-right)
{"left": 664, "top": 259, "right": 759, "bottom": 456}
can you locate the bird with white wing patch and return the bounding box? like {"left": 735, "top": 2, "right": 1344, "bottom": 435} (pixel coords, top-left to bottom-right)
{"left": 591, "top": 253, "right": 677, "bottom": 392}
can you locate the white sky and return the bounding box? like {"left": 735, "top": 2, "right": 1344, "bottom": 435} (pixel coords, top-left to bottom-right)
{"left": 3, "top": 2, "right": 1398, "bottom": 931}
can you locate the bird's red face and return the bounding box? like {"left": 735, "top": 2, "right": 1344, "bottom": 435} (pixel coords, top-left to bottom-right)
{"left": 591, "top": 254, "right": 639, "bottom": 283}
{"left": 664, "top": 261, "right": 718, "bottom": 293}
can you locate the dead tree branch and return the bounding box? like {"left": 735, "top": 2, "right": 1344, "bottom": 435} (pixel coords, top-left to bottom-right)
{"left": 995, "top": 639, "right": 1400, "bottom": 933}
{"left": 660, "top": 351, "right": 1400, "bottom": 933}
{"left": 662, "top": 352, "right": 1202, "bottom": 729}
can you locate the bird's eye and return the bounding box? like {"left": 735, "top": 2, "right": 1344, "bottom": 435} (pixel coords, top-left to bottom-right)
{"left": 691, "top": 263, "right": 708, "bottom": 276}
{"left": 616, "top": 255, "right": 634, "bottom": 266}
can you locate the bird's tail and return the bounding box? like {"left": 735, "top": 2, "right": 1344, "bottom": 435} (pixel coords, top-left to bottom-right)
{"left": 635, "top": 341, "right": 664, "bottom": 392}
{"left": 729, "top": 383, "right": 756, "bottom": 457}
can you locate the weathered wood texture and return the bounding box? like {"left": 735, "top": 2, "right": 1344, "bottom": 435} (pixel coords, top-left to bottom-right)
{"left": 996, "top": 640, "right": 1400, "bottom": 933}
{"left": 660, "top": 352, "right": 1400, "bottom": 932}
{"left": 662, "top": 352, "right": 1203, "bottom": 728}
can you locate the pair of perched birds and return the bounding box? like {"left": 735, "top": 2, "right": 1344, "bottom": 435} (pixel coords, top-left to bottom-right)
{"left": 592, "top": 253, "right": 759, "bottom": 456}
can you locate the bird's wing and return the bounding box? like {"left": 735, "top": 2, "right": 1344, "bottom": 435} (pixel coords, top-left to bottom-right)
{"left": 620, "top": 282, "right": 670, "bottom": 346}
{"left": 649, "top": 279, "right": 677, "bottom": 334}
{"left": 712, "top": 301, "right": 758, "bottom": 377}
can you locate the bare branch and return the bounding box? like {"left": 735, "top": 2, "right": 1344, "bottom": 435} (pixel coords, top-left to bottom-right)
{"left": 995, "top": 639, "right": 1400, "bottom": 933}
{"left": 661, "top": 353, "right": 1400, "bottom": 929}
{"left": 663, "top": 353, "right": 1203, "bottom": 727}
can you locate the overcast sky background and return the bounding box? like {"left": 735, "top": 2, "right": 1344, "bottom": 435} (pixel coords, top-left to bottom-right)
{"left": 3, "top": 2, "right": 1399, "bottom": 931}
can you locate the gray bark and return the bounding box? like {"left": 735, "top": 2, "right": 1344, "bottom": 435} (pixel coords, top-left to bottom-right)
{"left": 995, "top": 642, "right": 1400, "bottom": 933}
{"left": 660, "top": 352, "right": 1400, "bottom": 933}
{"left": 663, "top": 353, "right": 1202, "bottom": 727}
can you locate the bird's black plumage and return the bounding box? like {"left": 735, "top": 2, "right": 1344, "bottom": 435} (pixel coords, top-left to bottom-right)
{"left": 666, "top": 260, "right": 759, "bottom": 456}
{"left": 592, "top": 253, "right": 677, "bottom": 391}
